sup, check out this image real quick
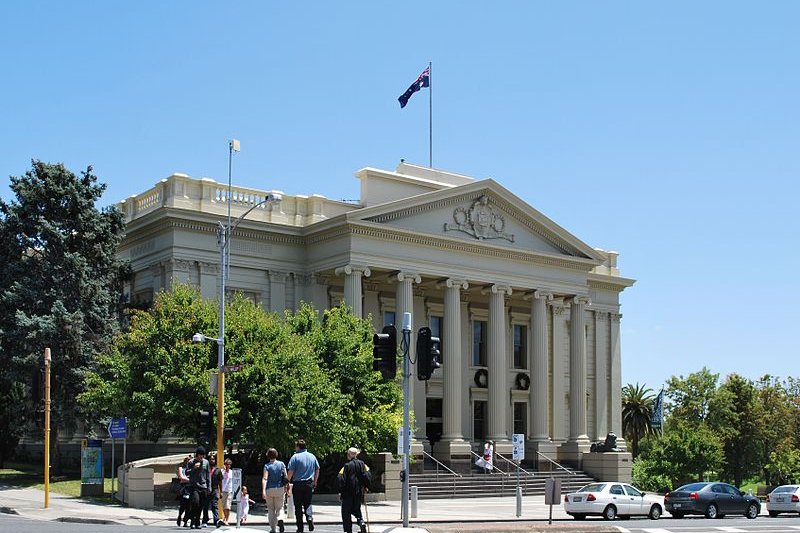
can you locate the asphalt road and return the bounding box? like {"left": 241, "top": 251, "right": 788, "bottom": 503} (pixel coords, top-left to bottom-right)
{"left": 608, "top": 514, "right": 800, "bottom": 533}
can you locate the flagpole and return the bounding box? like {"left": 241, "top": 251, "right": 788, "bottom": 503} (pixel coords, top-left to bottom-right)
{"left": 428, "top": 61, "right": 433, "bottom": 168}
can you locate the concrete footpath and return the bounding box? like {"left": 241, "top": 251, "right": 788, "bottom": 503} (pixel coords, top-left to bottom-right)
{"left": 0, "top": 484, "right": 618, "bottom": 532}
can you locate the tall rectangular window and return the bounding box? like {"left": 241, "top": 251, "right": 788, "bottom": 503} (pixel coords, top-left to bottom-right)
{"left": 473, "top": 320, "right": 487, "bottom": 366}
{"left": 430, "top": 315, "right": 443, "bottom": 363}
{"left": 513, "top": 324, "right": 527, "bottom": 369}
{"left": 383, "top": 311, "right": 396, "bottom": 328}
{"left": 513, "top": 402, "right": 527, "bottom": 436}
{"left": 473, "top": 400, "right": 487, "bottom": 441}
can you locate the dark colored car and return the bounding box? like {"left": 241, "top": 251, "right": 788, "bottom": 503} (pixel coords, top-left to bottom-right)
{"left": 664, "top": 482, "right": 760, "bottom": 519}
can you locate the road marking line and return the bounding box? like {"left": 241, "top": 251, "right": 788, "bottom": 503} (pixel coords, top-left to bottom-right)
{"left": 643, "top": 528, "right": 673, "bottom": 533}
{"left": 615, "top": 527, "right": 631, "bottom": 533}
{"left": 716, "top": 528, "right": 747, "bottom": 532}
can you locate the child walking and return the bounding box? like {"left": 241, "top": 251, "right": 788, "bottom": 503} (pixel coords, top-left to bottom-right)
{"left": 239, "top": 486, "right": 256, "bottom": 524}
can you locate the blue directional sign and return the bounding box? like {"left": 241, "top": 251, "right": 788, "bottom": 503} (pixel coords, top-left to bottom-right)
{"left": 108, "top": 417, "right": 128, "bottom": 439}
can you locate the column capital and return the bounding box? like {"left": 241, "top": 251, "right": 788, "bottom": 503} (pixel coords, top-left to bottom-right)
{"left": 198, "top": 261, "right": 219, "bottom": 275}
{"left": 569, "top": 295, "right": 591, "bottom": 306}
{"left": 524, "top": 289, "right": 554, "bottom": 301}
{"left": 395, "top": 271, "right": 421, "bottom": 284}
{"left": 481, "top": 283, "right": 512, "bottom": 296}
{"left": 437, "top": 278, "right": 469, "bottom": 290}
{"left": 268, "top": 270, "right": 289, "bottom": 283}
{"left": 610, "top": 312, "right": 622, "bottom": 323}
{"left": 335, "top": 264, "right": 371, "bottom": 278}
{"left": 595, "top": 311, "right": 609, "bottom": 322}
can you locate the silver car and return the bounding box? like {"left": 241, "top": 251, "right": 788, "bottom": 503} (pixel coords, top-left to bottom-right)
{"left": 767, "top": 485, "right": 800, "bottom": 517}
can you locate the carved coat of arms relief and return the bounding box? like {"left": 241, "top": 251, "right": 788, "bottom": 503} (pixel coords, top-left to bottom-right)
{"left": 444, "top": 195, "right": 515, "bottom": 243}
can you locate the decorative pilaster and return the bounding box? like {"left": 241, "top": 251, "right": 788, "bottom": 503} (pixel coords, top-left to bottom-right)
{"left": 550, "top": 302, "right": 568, "bottom": 443}
{"left": 269, "top": 270, "right": 288, "bottom": 313}
{"left": 483, "top": 284, "right": 512, "bottom": 450}
{"left": 335, "top": 265, "right": 371, "bottom": 318}
{"left": 199, "top": 262, "right": 219, "bottom": 300}
{"left": 594, "top": 312, "right": 610, "bottom": 440}
{"left": 610, "top": 312, "right": 625, "bottom": 449}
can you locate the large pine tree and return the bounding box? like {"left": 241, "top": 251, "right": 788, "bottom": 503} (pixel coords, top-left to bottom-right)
{"left": 0, "top": 160, "right": 128, "bottom": 471}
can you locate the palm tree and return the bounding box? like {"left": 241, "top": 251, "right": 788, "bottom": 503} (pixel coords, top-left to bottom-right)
{"left": 622, "top": 383, "right": 656, "bottom": 458}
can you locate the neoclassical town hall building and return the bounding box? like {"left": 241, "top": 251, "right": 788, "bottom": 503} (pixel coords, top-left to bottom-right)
{"left": 119, "top": 161, "right": 635, "bottom": 470}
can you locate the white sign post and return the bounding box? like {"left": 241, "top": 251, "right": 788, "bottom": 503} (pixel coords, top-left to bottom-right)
{"left": 232, "top": 468, "right": 242, "bottom": 528}
{"left": 397, "top": 426, "right": 413, "bottom": 456}
{"left": 512, "top": 434, "right": 525, "bottom": 517}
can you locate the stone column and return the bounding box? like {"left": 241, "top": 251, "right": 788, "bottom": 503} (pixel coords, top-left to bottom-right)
{"left": 594, "top": 312, "right": 609, "bottom": 441}
{"left": 560, "top": 295, "right": 591, "bottom": 465}
{"left": 434, "top": 278, "right": 472, "bottom": 471}
{"left": 551, "top": 302, "right": 568, "bottom": 443}
{"left": 525, "top": 290, "right": 557, "bottom": 466}
{"left": 484, "top": 284, "right": 512, "bottom": 452}
{"left": 610, "top": 312, "right": 625, "bottom": 450}
{"left": 335, "top": 265, "right": 371, "bottom": 317}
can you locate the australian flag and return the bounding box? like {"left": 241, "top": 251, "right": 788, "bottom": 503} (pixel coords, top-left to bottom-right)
{"left": 651, "top": 389, "right": 665, "bottom": 430}
{"left": 398, "top": 66, "right": 430, "bottom": 108}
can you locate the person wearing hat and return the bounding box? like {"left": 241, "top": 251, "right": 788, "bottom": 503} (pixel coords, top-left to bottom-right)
{"left": 336, "top": 447, "right": 371, "bottom": 533}
{"left": 188, "top": 446, "right": 211, "bottom": 529}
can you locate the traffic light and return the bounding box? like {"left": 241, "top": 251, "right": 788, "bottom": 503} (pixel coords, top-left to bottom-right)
{"left": 373, "top": 325, "right": 397, "bottom": 380}
{"left": 224, "top": 427, "right": 234, "bottom": 447}
{"left": 416, "top": 326, "right": 441, "bottom": 381}
{"left": 197, "top": 410, "right": 212, "bottom": 445}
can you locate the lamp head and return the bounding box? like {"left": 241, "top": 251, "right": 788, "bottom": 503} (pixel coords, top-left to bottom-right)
{"left": 192, "top": 333, "right": 205, "bottom": 343}
{"left": 267, "top": 192, "right": 283, "bottom": 203}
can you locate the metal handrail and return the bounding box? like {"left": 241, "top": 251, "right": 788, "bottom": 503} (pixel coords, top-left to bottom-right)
{"left": 421, "top": 450, "right": 462, "bottom": 478}
{"left": 469, "top": 450, "right": 508, "bottom": 475}
{"left": 495, "top": 452, "right": 535, "bottom": 477}
{"left": 536, "top": 450, "right": 576, "bottom": 475}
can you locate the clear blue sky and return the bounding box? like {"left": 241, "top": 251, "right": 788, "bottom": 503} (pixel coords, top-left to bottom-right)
{"left": 2, "top": 2, "right": 798, "bottom": 391}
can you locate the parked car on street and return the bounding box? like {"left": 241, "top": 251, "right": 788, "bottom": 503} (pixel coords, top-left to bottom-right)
{"left": 766, "top": 485, "right": 800, "bottom": 517}
{"left": 564, "top": 482, "right": 663, "bottom": 520}
{"left": 664, "top": 482, "right": 760, "bottom": 519}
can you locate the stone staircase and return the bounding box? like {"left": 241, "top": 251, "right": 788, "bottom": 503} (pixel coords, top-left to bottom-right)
{"left": 408, "top": 466, "right": 596, "bottom": 499}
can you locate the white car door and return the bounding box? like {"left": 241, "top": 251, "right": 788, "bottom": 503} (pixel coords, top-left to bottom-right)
{"left": 624, "top": 484, "right": 646, "bottom": 515}
{"left": 609, "top": 484, "right": 629, "bottom": 515}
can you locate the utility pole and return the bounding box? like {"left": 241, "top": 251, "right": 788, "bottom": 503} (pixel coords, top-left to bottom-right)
{"left": 43, "top": 347, "right": 51, "bottom": 509}
{"left": 400, "top": 312, "right": 411, "bottom": 528}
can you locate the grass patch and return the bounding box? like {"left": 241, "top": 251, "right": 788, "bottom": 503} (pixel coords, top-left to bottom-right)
{"left": 1, "top": 462, "right": 115, "bottom": 501}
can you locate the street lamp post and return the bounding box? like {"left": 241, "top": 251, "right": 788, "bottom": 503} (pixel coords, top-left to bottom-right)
{"left": 193, "top": 182, "right": 281, "bottom": 465}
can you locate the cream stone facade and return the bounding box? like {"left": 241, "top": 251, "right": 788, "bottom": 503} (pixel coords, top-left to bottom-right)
{"left": 118, "top": 161, "right": 635, "bottom": 471}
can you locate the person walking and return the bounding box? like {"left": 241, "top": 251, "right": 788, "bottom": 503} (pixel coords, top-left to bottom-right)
{"left": 176, "top": 454, "right": 192, "bottom": 527}
{"left": 208, "top": 456, "right": 223, "bottom": 527}
{"left": 188, "top": 447, "right": 211, "bottom": 530}
{"left": 337, "top": 447, "right": 371, "bottom": 533}
{"left": 239, "top": 486, "right": 256, "bottom": 524}
{"left": 262, "top": 448, "right": 289, "bottom": 533}
{"left": 287, "top": 439, "right": 320, "bottom": 533}
{"left": 220, "top": 458, "right": 234, "bottom": 525}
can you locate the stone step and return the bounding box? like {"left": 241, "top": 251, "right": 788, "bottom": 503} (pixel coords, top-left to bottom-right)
{"left": 407, "top": 468, "right": 597, "bottom": 499}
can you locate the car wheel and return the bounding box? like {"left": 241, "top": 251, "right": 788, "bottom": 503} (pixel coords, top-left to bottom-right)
{"left": 768, "top": 511, "right": 778, "bottom": 517}
{"left": 705, "top": 503, "right": 719, "bottom": 519}
{"left": 649, "top": 504, "right": 662, "bottom": 520}
{"left": 746, "top": 503, "right": 758, "bottom": 519}
{"left": 671, "top": 511, "right": 685, "bottom": 519}
{"left": 603, "top": 505, "right": 618, "bottom": 520}
{"left": 572, "top": 514, "right": 586, "bottom": 520}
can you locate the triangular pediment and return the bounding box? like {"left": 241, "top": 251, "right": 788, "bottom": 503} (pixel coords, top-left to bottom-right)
{"left": 347, "top": 179, "right": 604, "bottom": 263}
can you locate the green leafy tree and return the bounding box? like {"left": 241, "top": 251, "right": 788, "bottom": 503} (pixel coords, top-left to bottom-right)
{"left": 80, "top": 285, "right": 403, "bottom": 457}
{"left": 633, "top": 421, "right": 724, "bottom": 491}
{"left": 766, "top": 440, "right": 800, "bottom": 485}
{"left": 0, "top": 379, "right": 27, "bottom": 468}
{"left": 708, "top": 374, "right": 763, "bottom": 486}
{"left": 622, "top": 383, "right": 655, "bottom": 458}
{"left": 0, "top": 161, "right": 129, "bottom": 472}
{"left": 665, "top": 367, "right": 719, "bottom": 427}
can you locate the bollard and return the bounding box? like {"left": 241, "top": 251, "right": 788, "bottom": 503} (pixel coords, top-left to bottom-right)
{"left": 516, "top": 485, "right": 522, "bottom": 517}
{"left": 287, "top": 493, "right": 294, "bottom": 518}
{"left": 411, "top": 485, "right": 418, "bottom": 518}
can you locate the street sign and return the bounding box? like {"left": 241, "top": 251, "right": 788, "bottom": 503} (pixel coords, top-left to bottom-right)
{"left": 223, "top": 364, "right": 244, "bottom": 373}
{"left": 512, "top": 433, "right": 525, "bottom": 461}
{"left": 397, "top": 426, "right": 413, "bottom": 455}
{"left": 108, "top": 417, "right": 128, "bottom": 439}
{"left": 231, "top": 468, "right": 242, "bottom": 499}
{"left": 545, "top": 477, "right": 562, "bottom": 505}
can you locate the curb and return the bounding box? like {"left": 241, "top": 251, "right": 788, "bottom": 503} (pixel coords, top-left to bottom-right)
{"left": 55, "top": 516, "right": 121, "bottom": 525}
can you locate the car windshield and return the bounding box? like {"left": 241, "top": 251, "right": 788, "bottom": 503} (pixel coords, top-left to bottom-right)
{"left": 774, "top": 486, "right": 799, "bottom": 493}
{"left": 578, "top": 483, "right": 606, "bottom": 493}
{"left": 676, "top": 483, "right": 708, "bottom": 492}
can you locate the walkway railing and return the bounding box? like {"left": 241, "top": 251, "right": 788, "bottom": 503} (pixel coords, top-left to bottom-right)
{"left": 536, "top": 450, "right": 576, "bottom": 475}
{"left": 421, "top": 450, "right": 462, "bottom": 479}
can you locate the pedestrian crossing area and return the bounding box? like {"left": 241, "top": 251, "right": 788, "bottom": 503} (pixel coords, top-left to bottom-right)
{"left": 617, "top": 525, "right": 800, "bottom": 533}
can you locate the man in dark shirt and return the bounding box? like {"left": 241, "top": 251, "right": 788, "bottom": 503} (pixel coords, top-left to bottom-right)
{"left": 337, "top": 447, "right": 371, "bottom": 533}
{"left": 188, "top": 446, "right": 210, "bottom": 530}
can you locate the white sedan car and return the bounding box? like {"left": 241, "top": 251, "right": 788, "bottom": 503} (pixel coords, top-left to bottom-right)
{"left": 564, "top": 482, "right": 663, "bottom": 520}
{"left": 767, "top": 485, "right": 800, "bottom": 517}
